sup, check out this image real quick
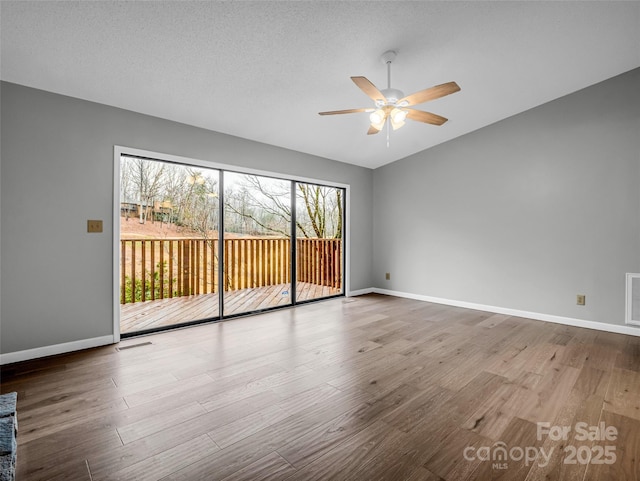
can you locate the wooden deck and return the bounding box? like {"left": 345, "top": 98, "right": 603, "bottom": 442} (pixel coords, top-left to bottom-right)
{"left": 120, "top": 282, "right": 340, "bottom": 334}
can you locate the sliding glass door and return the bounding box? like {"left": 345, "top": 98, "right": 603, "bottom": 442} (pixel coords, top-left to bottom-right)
{"left": 222, "top": 172, "right": 292, "bottom": 316}
{"left": 295, "top": 182, "right": 344, "bottom": 301}
{"left": 119, "top": 153, "right": 345, "bottom": 336}
{"left": 119, "top": 156, "right": 219, "bottom": 334}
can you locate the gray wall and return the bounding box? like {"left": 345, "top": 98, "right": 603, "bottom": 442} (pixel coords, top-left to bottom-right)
{"left": 3, "top": 67, "right": 639, "bottom": 357}
{"left": 374, "top": 68, "right": 640, "bottom": 326}
{"left": 0, "top": 82, "right": 373, "bottom": 354}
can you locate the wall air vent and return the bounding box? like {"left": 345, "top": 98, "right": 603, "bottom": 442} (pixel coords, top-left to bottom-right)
{"left": 116, "top": 341, "right": 153, "bottom": 351}
{"left": 625, "top": 273, "right": 640, "bottom": 326}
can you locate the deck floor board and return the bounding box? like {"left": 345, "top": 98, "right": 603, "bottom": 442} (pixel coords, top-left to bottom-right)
{"left": 120, "top": 282, "right": 339, "bottom": 334}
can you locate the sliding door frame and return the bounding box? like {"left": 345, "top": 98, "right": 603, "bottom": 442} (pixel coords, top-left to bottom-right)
{"left": 292, "top": 180, "right": 346, "bottom": 308}
{"left": 289, "top": 179, "right": 298, "bottom": 307}
{"left": 113, "top": 146, "right": 350, "bottom": 341}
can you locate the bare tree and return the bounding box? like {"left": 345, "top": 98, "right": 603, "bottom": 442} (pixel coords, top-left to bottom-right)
{"left": 125, "top": 157, "right": 166, "bottom": 224}
{"left": 297, "top": 183, "right": 342, "bottom": 238}
{"left": 120, "top": 160, "right": 341, "bottom": 239}
{"left": 226, "top": 175, "right": 343, "bottom": 239}
{"left": 180, "top": 169, "right": 218, "bottom": 237}
{"left": 120, "top": 160, "right": 134, "bottom": 221}
{"left": 225, "top": 176, "right": 291, "bottom": 236}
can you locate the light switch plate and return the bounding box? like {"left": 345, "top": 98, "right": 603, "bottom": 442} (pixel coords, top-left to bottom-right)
{"left": 87, "top": 220, "right": 103, "bottom": 233}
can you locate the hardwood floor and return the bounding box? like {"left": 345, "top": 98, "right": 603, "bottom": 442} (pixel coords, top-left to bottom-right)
{"left": 2, "top": 294, "right": 640, "bottom": 480}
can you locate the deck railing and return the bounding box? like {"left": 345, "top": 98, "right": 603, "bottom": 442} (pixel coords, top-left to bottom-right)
{"left": 120, "top": 237, "right": 342, "bottom": 304}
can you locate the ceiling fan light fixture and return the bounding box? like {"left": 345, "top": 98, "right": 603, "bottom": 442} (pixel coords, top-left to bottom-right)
{"left": 370, "top": 120, "right": 386, "bottom": 131}
{"left": 369, "top": 109, "right": 385, "bottom": 125}
{"left": 391, "top": 108, "right": 407, "bottom": 123}
{"left": 390, "top": 119, "right": 405, "bottom": 131}
{"left": 370, "top": 115, "right": 386, "bottom": 132}
{"left": 390, "top": 109, "right": 406, "bottom": 130}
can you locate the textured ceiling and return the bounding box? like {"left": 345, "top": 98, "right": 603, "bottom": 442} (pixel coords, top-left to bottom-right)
{"left": 1, "top": 1, "right": 639, "bottom": 169}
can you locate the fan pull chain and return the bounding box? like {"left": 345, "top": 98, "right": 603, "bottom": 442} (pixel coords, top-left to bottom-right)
{"left": 387, "top": 120, "right": 390, "bottom": 148}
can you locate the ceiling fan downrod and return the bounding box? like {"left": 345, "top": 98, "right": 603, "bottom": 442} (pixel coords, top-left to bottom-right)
{"left": 386, "top": 55, "right": 392, "bottom": 90}
{"left": 381, "top": 50, "right": 400, "bottom": 147}
{"left": 379, "top": 50, "right": 404, "bottom": 106}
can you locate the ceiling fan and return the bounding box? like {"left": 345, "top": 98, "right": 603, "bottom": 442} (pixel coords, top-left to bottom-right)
{"left": 319, "top": 50, "right": 460, "bottom": 136}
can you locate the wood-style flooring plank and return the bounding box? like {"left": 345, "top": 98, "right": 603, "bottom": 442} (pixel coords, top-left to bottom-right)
{"left": 161, "top": 388, "right": 373, "bottom": 480}
{"left": 602, "top": 367, "right": 640, "bottom": 421}
{"left": 582, "top": 411, "right": 640, "bottom": 481}
{"left": 523, "top": 391, "right": 602, "bottom": 481}
{"left": 3, "top": 294, "right": 639, "bottom": 481}
{"left": 277, "top": 383, "right": 420, "bottom": 469}
{"left": 99, "top": 434, "right": 219, "bottom": 481}
{"left": 219, "top": 452, "right": 296, "bottom": 481}
{"left": 86, "top": 389, "right": 280, "bottom": 479}
{"left": 281, "top": 420, "right": 408, "bottom": 481}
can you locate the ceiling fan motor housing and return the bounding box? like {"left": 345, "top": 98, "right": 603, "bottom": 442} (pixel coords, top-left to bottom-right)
{"left": 379, "top": 88, "right": 405, "bottom": 106}
{"left": 380, "top": 50, "right": 398, "bottom": 64}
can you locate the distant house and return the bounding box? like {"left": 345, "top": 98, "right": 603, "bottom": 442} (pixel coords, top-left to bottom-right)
{"left": 120, "top": 201, "right": 173, "bottom": 222}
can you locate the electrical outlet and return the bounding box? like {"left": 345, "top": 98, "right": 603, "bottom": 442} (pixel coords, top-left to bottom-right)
{"left": 385, "top": 272, "right": 390, "bottom": 280}
{"left": 87, "top": 220, "right": 103, "bottom": 233}
{"left": 577, "top": 294, "right": 586, "bottom": 306}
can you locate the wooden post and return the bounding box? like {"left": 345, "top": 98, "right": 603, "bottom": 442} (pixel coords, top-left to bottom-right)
{"left": 215, "top": 239, "right": 218, "bottom": 292}
{"left": 140, "top": 241, "right": 146, "bottom": 302}
{"left": 150, "top": 241, "right": 155, "bottom": 300}
{"left": 158, "top": 241, "right": 163, "bottom": 299}
{"left": 131, "top": 241, "right": 136, "bottom": 302}
{"left": 169, "top": 241, "right": 174, "bottom": 298}
{"left": 202, "top": 240, "right": 208, "bottom": 294}
{"left": 194, "top": 240, "right": 200, "bottom": 295}
{"left": 183, "top": 240, "right": 190, "bottom": 296}
{"left": 121, "top": 241, "right": 126, "bottom": 304}
{"left": 243, "top": 240, "right": 249, "bottom": 290}
{"left": 224, "top": 239, "right": 230, "bottom": 291}
{"left": 260, "top": 239, "right": 266, "bottom": 287}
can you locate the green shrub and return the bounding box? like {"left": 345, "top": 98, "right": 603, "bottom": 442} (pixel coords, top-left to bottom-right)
{"left": 122, "top": 261, "right": 177, "bottom": 302}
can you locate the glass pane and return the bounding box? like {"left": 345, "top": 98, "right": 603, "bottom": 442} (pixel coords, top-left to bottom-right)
{"left": 223, "top": 172, "right": 292, "bottom": 316}
{"left": 295, "top": 182, "right": 344, "bottom": 301}
{"left": 119, "top": 156, "right": 219, "bottom": 334}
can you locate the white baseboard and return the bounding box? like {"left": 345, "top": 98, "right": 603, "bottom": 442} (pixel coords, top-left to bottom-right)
{"left": 0, "top": 335, "right": 115, "bottom": 365}
{"left": 371, "top": 288, "right": 640, "bottom": 337}
{"left": 348, "top": 288, "right": 374, "bottom": 297}
{"left": 4, "top": 288, "right": 639, "bottom": 365}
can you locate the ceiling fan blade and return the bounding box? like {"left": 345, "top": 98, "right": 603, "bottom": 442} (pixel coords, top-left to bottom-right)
{"left": 318, "top": 108, "right": 373, "bottom": 116}
{"left": 351, "top": 76, "right": 386, "bottom": 103}
{"left": 406, "top": 109, "right": 448, "bottom": 126}
{"left": 367, "top": 125, "right": 382, "bottom": 135}
{"left": 399, "top": 81, "right": 460, "bottom": 107}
